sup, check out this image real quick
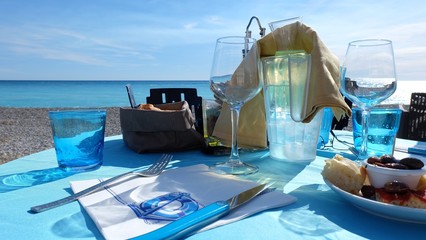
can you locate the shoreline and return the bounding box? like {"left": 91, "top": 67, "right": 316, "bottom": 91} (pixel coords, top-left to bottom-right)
{"left": 0, "top": 107, "right": 122, "bottom": 165}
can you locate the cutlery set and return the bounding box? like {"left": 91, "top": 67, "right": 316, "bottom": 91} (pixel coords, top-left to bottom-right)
{"left": 30, "top": 153, "right": 273, "bottom": 239}
{"left": 30, "top": 154, "right": 172, "bottom": 213}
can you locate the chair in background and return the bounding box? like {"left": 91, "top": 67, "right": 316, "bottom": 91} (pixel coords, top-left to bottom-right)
{"left": 396, "top": 108, "right": 410, "bottom": 139}
{"left": 407, "top": 92, "right": 426, "bottom": 141}
{"left": 146, "top": 88, "right": 203, "bottom": 135}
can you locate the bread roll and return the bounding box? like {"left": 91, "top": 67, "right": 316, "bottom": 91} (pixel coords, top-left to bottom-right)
{"left": 417, "top": 174, "right": 426, "bottom": 191}
{"left": 137, "top": 104, "right": 162, "bottom": 111}
{"left": 322, "top": 154, "right": 366, "bottom": 194}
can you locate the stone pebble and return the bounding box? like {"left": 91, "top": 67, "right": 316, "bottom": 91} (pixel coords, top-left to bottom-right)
{"left": 0, "top": 107, "right": 122, "bottom": 165}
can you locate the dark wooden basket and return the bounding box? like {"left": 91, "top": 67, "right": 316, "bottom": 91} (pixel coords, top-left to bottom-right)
{"left": 408, "top": 92, "right": 426, "bottom": 141}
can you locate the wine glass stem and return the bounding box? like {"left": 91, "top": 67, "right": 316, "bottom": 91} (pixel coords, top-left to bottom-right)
{"left": 360, "top": 108, "right": 370, "bottom": 159}
{"left": 230, "top": 107, "right": 241, "bottom": 163}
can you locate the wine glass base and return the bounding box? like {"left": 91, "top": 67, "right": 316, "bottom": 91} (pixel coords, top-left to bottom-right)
{"left": 209, "top": 161, "right": 258, "bottom": 175}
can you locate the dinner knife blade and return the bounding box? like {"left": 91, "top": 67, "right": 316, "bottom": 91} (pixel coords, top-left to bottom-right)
{"left": 131, "top": 183, "right": 269, "bottom": 240}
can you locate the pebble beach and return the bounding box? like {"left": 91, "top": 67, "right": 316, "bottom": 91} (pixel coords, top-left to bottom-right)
{"left": 0, "top": 107, "right": 122, "bottom": 165}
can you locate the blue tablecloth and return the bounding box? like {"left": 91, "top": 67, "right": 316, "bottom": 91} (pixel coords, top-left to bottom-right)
{"left": 1, "top": 134, "right": 425, "bottom": 239}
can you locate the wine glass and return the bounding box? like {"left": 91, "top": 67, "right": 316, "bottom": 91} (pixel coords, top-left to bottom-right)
{"left": 340, "top": 39, "right": 397, "bottom": 159}
{"left": 209, "top": 36, "right": 261, "bottom": 175}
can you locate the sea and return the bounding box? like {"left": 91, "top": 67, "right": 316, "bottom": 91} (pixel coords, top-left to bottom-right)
{"left": 0, "top": 80, "right": 425, "bottom": 108}
{"left": 0, "top": 80, "right": 214, "bottom": 108}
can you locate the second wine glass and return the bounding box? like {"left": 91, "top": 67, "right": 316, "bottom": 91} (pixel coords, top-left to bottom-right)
{"left": 340, "top": 39, "right": 397, "bottom": 159}
{"left": 209, "top": 36, "right": 261, "bottom": 175}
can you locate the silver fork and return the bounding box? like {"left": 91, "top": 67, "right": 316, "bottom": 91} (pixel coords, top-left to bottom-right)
{"left": 30, "top": 154, "right": 172, "bottom": 213}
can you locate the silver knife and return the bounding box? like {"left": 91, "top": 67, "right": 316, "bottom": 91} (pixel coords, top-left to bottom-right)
{"left": 131, "top": 183, "right": 269, "bottom": 240}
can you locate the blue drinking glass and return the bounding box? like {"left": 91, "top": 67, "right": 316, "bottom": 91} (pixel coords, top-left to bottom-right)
{"left": 352, "top": 107, "right": 402, "bottom": 156}
{"left": 317, "top": 107, "right": 334, "bottom": 148}
{"left": 49, "top": 109, "right": 106, "bottom": 172}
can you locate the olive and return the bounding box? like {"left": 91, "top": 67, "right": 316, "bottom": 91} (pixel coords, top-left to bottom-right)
{"left": 379, "top": 155, "right": 398, "bottom": 164}
{"left": 373, "top": 162, "right": 387, "bottom": 168}
{"left": 367, "top": 156, "right": 381, "bottom": 165}
{"left": 399, "top": 157, "right": 424, "bottom": 170}
{"left": 384, "top": 181, "right": 409, "bottom": 194}
{"left": 361, "top": 185, "right": 376, "bottom": 199}
{"left": 384, "top": 162, "right": 409, "bottom": 169}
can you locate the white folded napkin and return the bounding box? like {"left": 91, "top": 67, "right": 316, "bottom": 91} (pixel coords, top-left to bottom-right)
{"left": 70, "top": 164, "right": 297, "bottom": 240}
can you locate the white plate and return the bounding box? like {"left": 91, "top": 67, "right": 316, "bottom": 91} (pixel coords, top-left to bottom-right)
{"left": 324, "top": 179, "right": 426, "bottom": 224}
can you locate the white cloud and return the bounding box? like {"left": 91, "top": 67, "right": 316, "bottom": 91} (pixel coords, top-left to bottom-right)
{"left": 12, "top": 45, "right": 108, "bottom": 66}
{"left": 0, "top": 25, "right": 156, "bottom": 66}
{"left": 1, "top": 0, "right": 426, "bottom": 80}
{"left": 184, "top": 22, "right": 198, "bottom": 29}
{"left": 204, "top": 15, "right": 226, "bottom": 25}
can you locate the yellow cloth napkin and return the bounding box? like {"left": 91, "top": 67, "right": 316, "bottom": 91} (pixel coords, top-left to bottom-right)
{"left": 213, "top": 22, "right": 351, "bottom": 148}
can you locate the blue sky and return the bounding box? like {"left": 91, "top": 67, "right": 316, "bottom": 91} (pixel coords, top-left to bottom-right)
{"left": 0, "top": 0, "right": 425, "bottom": 81}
